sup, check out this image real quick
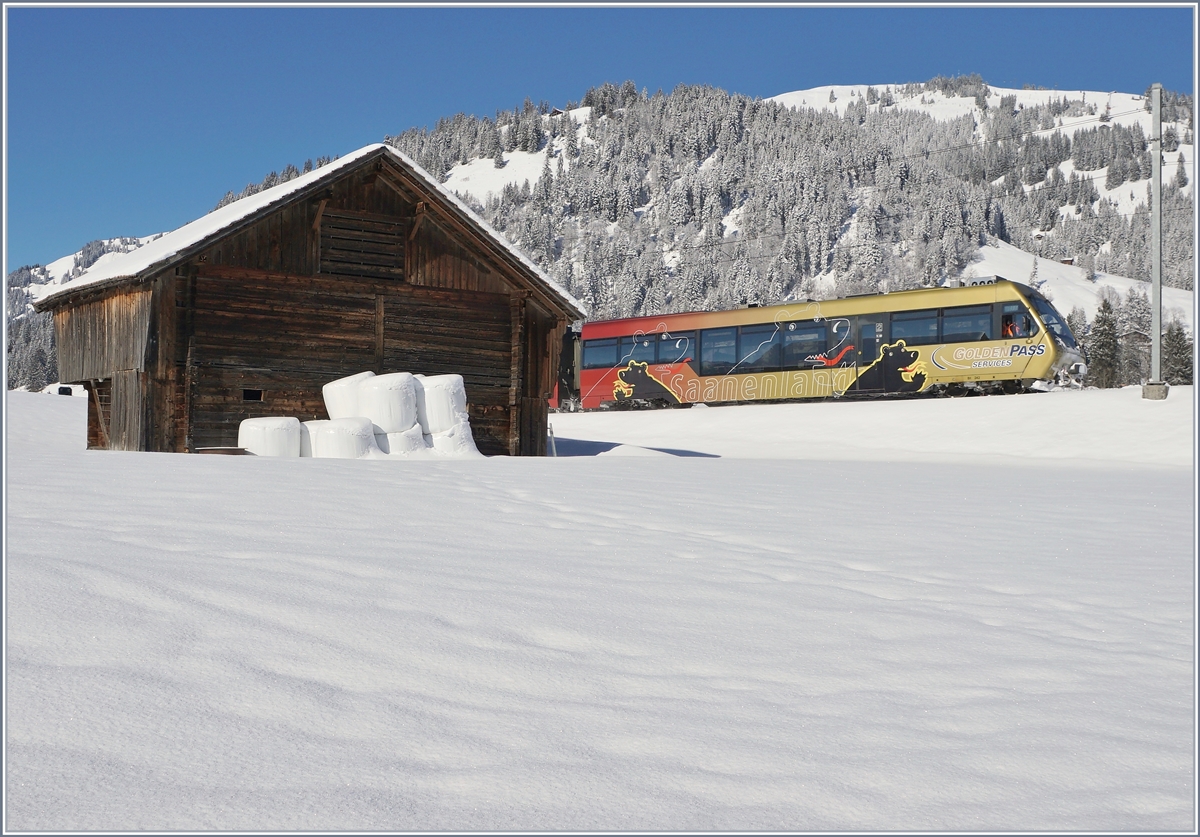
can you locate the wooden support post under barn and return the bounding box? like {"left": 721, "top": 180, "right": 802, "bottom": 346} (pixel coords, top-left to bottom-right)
{"left": 32, "top": 144, "right": 586, "bottom": 456}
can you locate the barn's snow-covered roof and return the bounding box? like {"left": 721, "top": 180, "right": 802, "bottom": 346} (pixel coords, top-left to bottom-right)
{"left": 33, "top": 144, "right": 585, "bottom": 317}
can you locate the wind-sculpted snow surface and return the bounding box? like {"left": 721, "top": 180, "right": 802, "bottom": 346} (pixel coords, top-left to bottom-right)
{"left": 4, "top": 390, "right": 1195, "bottom": 831}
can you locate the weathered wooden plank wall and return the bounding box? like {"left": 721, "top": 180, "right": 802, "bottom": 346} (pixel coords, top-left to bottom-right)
{"left": 518, "top": 302, "right": 559, "bottom": 456}
{"left": 180, "top": 264, "right": 519, "bottom": 453}
{"left": 54, "top": 288, "right": 152, "bottom": 382}
{"left": 320, "top": 210, "right": 405, "bottom": 279}
{"left": 409, "top": 220, "right": 508, "bottom": 294}
{"left": 144, "top": 273, "right": 179, "bottom": 453}
{"left": 111, "top": 369, "right": 146, "bottom": 450}
{"left": 191, "top": 273, "right": 378, "bottom": 372}
{"left": 203, "top": 193, "right": 320, "bottom": 275}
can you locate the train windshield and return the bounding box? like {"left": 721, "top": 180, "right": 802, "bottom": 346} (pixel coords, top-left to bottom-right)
{"left": 1028, "top": 295, "right": 1079, "bottom": 349}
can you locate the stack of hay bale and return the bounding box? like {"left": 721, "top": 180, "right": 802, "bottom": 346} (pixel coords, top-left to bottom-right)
{"left": 236, "top": 371, "right": 482, "bottom": 459}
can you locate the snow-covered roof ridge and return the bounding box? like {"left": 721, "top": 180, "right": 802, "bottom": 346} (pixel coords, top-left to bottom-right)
{"left": 32, "top": 143, "right": 584, "bottom": 317}
{"left": 31, "top": 145, "right": 380, "bottom": 305}
{"left": 381, "top": 145, "right": 584, "bottom": 316}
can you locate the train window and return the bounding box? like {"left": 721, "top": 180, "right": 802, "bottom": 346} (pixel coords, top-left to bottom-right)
{"left": 781, "top": 322, "right": 827, "bottom": 368}
{"left": 941, "top": 305, "right": 993, "bottom": 342}
{"left": 700, "top": 327, "right": 738, "bottom": 376}
{"left": 582, "top": 338, "right": 618, "bottom": 369}
{"left": 657, "top": 331, "right": 695, "bottom": 364}
{"left": 620, "top": 335, "right": 656, "bottom": 364}
{"left": 1000, "top": 302, "right": 1038, "bottom": 339}
{"left": 1028, "top": 296, "right": 1077, "bottom": 348}
{"left": 891, "top": 309, "right": 939, "bottom": 345}
{"left": 738, "top": 324, "right": 781, "bottom": 373}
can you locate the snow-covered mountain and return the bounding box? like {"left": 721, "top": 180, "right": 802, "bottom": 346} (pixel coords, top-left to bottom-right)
{"left": 769, "top": 82, "right": 1193, "bottom": 220}
{"left": 442, "top": 85, "right": 1194, "bottom": 224}
{"left": 433, "top": 85, "right": 1194, "bottom": 330}
{"left": 14, "top": 80, "right": 1195, "bottom": 319}
{"left": 7, "top": 77, "right": 1195, "bottom": 392}
{"left": 423, "top": 81, "right": 1193, "bottom": 341}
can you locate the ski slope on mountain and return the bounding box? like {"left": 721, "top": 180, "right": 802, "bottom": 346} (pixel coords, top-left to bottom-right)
{"left": 5, "top": 388, "right": 1194, "bottom": 832}
{"left": 968, "top": 238, "right": 1193, "bottom": 330}
{"left": 441, "top": 106, "right": 593, "bottom": 208}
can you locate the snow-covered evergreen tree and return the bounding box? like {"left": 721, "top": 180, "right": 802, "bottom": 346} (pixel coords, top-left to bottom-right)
{"left": 1086, "top": 298, "right": 1121, "bottom": 388}
{"left": 1161, "top": 321, "right": 1194, "bottom": 385}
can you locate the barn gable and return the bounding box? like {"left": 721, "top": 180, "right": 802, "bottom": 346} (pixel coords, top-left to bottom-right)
{"left": 35, "top": 144, "right": 584, "bottom": 456}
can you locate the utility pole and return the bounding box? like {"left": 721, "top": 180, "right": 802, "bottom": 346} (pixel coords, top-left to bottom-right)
{"left": 1144, "top": 82, "right": 1169, "bottom": 400}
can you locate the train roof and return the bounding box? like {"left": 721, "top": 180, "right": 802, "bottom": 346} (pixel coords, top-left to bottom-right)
{"left": 582, "top": 277, "right": 1039, "bottom": 333}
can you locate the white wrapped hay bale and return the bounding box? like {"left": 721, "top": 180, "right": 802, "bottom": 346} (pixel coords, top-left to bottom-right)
{"left": 301, "top": 417, "right": 383, "bottom": 459}
{"left": 375, "top": 424, "right": 429, "bottom": 456}
{"left": 299, "top": 420, "right": 325, "bottom": 457}
{"left": 237, "top": 416, "right": 302, "bottom": 457}
{"left": 357, "top": 372, "right": 420, "bottom": 434}
{"left": 322, "top": 371, "right": 375, "bottom": 420}
{"left": 414, "top": 374, "right": 469, "bottom": 435}
{"left": 429, "top": 420, "right": 482, "bottom": 458}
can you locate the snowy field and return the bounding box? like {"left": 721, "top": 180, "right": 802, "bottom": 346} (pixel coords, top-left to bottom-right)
{"left": 5, "top": 387, "right": 1196, "bottom": 832}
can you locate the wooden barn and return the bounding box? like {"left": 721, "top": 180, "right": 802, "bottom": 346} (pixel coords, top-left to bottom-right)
{"left": 32, "top": 144, "right": 586, "bottom": 456}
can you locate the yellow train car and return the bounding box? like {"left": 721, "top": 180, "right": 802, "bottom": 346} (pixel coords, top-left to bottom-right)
{"left": 559, "top": 277, "right": 1086, "bottom": 409}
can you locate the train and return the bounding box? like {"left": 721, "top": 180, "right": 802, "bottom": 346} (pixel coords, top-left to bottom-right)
{"left": 552, "top": 277, "right": 1086, "bottom": 410}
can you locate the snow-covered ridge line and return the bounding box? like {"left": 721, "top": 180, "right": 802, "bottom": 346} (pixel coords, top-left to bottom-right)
{"left": 770, "top": 84, "right": 1170, "bottom": 132}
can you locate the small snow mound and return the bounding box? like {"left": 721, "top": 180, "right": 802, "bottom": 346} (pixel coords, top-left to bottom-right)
{"left": 596, "top": 445, "right": 672, "bottom": 457}
{"left": 376, "top": 424, "right": 428, "bottom": 456}
{"left": 428, "top": 420, "right": 481, "bottom": 457}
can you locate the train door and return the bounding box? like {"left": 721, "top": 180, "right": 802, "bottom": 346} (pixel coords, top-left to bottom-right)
{"left": 852, "top": 315, "right": 888, "bottom": 391}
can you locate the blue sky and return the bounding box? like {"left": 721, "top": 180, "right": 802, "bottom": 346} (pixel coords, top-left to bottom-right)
{"left": 4, "top": 5, "right": 1195, "bottom": 272}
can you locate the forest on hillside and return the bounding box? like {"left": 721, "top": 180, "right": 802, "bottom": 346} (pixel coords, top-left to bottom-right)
{"left": 7, "top": 76, "right": 1195, "bottom": 390}
{"left": 385, "top": 77, "right": 1193, "bottom": 315}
